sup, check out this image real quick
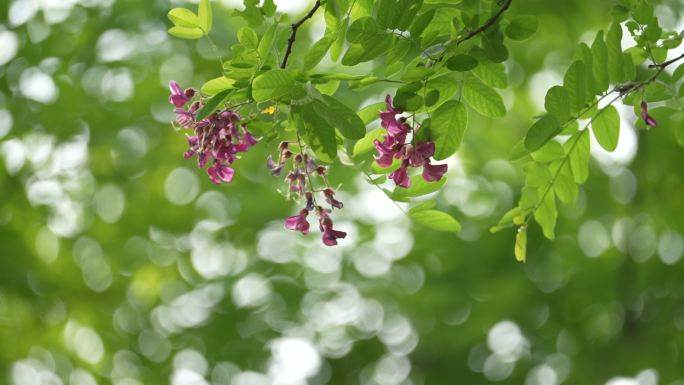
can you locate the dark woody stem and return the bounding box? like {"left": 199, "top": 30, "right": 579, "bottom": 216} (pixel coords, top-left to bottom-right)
{"left": 436, "top": 0, "right": 513, "bottom": 61}
{"left": 455, "top": 0, "right": 513, "bottom": 46}
{"left": 280, "top": 0, "right": 322, "bottom": 69}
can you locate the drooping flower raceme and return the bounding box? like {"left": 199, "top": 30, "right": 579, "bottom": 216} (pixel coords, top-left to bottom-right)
{"left": 168, "top": 80, "right": 258, "bottom": 184}
{"left": 269, "top": 141, "right": 346, "bottom": 246}
{"left": 374, "top": 95, "right": 448, "bottom": 188}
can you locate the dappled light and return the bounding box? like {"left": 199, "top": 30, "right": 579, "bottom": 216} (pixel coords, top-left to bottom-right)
{"left": 2, "top": 0, "right": 684, "bottom": 384}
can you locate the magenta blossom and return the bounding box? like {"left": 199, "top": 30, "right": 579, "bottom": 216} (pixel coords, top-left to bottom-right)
{"left": 169, "top": 82, "right": 259, "bottom": 184}
{"left": 640, "top": 101, "right": 657, "bottom": 127}
{"left": 389, "top": 160, "right": 411, "bottom": 188}
{"left": 323, "top": 189, "right": 344, "bottom": 209}
{"left": 374, "top": 95, "right": 448, "bottom": 187}
{"left": 318, "top": 208, "right": 346, "bottom": 246}
{"left": 285, "top": 209, "right": 310, "bottom": 235}
{"left": 422, "top": 162, "right": 448, "bottom": 182}
{"left": 169, "top": 81, "right": 194, "bottom": 108}
{"left": 207, "top": 163, "right": 235, "bottom": 184}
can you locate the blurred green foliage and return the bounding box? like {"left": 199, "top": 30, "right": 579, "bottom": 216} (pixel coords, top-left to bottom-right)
{"left": 2, "top": 1, "right": 684, "bottom": 385}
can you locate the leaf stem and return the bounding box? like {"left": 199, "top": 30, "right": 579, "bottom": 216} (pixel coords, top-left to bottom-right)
{"left": 524, "top": 51, "right": 684, "bottom": 226}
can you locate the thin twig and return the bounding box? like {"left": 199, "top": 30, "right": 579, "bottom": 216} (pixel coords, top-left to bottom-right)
{"left": 456, "top": 0, "right": 513, "bottom": 46}
{"left": 280, "top": 0, "right": 322, "bottom": 69}
{"left": 525, "top": 52, "right": 684, "bottom": 225}
{"left": 434, "top": 0, "right": 512, "bottom": 62}
{"left": 649, "top": 52, "right": 684, "bottom": 70}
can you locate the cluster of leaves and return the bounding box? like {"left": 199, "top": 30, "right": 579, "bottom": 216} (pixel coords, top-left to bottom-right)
{"left": 491, "top": 0, "right": 684, "bottom": 261}
{"left": 166, "top": 0, "right": 539, "bottom": 235}
{"left": 167, "top": 0, "right": 680, "bottom": 258}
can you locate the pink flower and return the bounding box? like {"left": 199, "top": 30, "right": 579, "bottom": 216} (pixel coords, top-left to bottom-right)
{"left": 389, "top": 160, "right": 411, "bottom": 188}
{"left": 266, "top": 154, "right": 283, "bottom": 176}
{"left": 323, "top": 189, "right": 344, "bottom": 209}
{"left": 207, "top": 163, "right": 235, "bottom": 184}
{"left": 285, "top": 209, "right": 310, "bottom": 235}
{"left": 640, "top": 101, "right": 657, "bottom": 127}
{"left": 422, "top": 161, "right": 448, "bottom": 182}
{"left": 318, "top": 208, "right": 346, "bottom": 246}
{"left": 168, "top": 80, "right": 194, "bottom": 108}
{"left": 407, "top": 142, "right": 435, "bottom": 166}
{"left": 322, "top": 228, "right": 347, "bottom": 246}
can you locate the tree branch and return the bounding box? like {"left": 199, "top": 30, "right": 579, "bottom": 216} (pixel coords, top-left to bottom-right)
{"left": 648, "top": 52, "right": 684, "bottom": 70}
{"left": 280, "top": 0, "right": 322, "bottom": 69}
{"left": 456, "top": 0, "right": 513, "bottom": 46}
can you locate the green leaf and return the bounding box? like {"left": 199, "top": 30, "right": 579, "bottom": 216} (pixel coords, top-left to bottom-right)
{"left": 375, "top": 0, "right": 397, "bottom": 29}
{"left": 423, "top": 73, "right": 459, "bottom": 107}
{"left": 606, "top": 23, "right": 624, "bottom": 84}
{"left": 531, "top": 140, "right": 564, "bottom": 163}
{"left": 623, "top": 52, "right": 636, "bottom": 82}
{"left": 393, "top": 176, "right": 447, "bottom": 199}
{"left": 386, "top": 37, "right": 411, "bottom": 66}
{"left": 257, "top": 23, "right": 277, "bottom": 59}
{"left": 396, "top": 0, "right": 422, "bottom": 30}
{"left": 462, "top": 80, "right": 506, "bottom": 118}
{"left": 233, "top": 0, "right": 264, "bottom": 27}
{"left": 168, "top": 8, "right": 200, "bottom": 28}
{"left": 632, "top": 0, "right": 653, "bottom": 24}
{"left": 198, "top": 0, "right": 212, "bottom": 33}
{"left": 505, "top": 15, "right": 539, "bottom": 40}
{"left": 592, "top": 105, "right": 620, "bottom": 151}
{"left": 534, "top": 189, "right": 557, "bottom": 240}
{"left": 410, "top": 210, "right": 461, "bottom": 232}
{"left": 591, "top": 30, "right": 610, "bottom": 93}
{"left": 471, "top": 59, "right": 507, "bottom": 89}
{"left": 524, "top": 162, "right": 552, "bottom": 187}
{"left": 296, "top": 105, "right": 338, "bottom": 162}
{"left": 514, "top": 227, "right": 527, "bottom": 262}
{"left": 491, "top": 207, "right": 522, "bottom": 233}
{"left": 544, "top": 86, "right": 571, "bottom": 122}
{"left": 553, "top": 160, "right": 578, "bottom": 205}
{"left": 673, "top": 63, "right": 684, "bottom": 81}
{"left": 200, "top": 77, "right": 235, "bottom": 96}
{"left": 330, "top": 17, "right": 348, "bottom": 61}
{"left": 524, "top": 115, "right": 561, "bottom": 152}
{"left": 357, "top": 102, "right": 385, "bottom": 124}
{"left": 566, "top": 131, "right": 590, "bottom": 184}
{"left": 409, "top": 200, "right": 437, "bottom": 214}
{"left": 353, "top": 127, "right": 385, "bottom": 156}
{"left": 252, "top": 69, "right": 304, "bottom": 102}
{"left": 563, "top": 61, "right": 590, "bottom": 113}
{"left": 577, "top": 43, "right": 597, "bottom": 96}
{"left": 422, "top": 8, "right": 459, "bottom": 40}
{"left": 409, "top": 10, "right": 435, "bottom": 38}
{"left": 262, "top": 0, "right": 276, "bottom": 16}
{"left": 347, "top": 17, "right": 378, "bottom": 43}
{"left": 168, "top": 26, "right": 204, "bottom": 39}
{"left": 446, "top": 54, "right": 478, "bottom": 72}
{"left": 195, "top": 89, "right": 232, "bottom": 121}
{"left": 312, "top": 95, "right": 366, "bottom": 139}
{"left": 431, "top": 100, "right": 468, "bottom": 160}
{"left": 238, "top": 27, "right": 259, "bottom": 50}
{"left": 304, "top": 36, "right": 334, "bottom": 70}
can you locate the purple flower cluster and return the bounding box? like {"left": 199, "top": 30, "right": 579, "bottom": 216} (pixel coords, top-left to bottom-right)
{"left": 272, "top": 142, "right": 347, "bottom": 246}
{"left": 640, "top": 101, "right": 657, "bottom": 127}
{"left": 169, "top": 80, "right": 258, "bottom": 184}
{"left": 374, "top": 95, "right": 448, "bottom": 188}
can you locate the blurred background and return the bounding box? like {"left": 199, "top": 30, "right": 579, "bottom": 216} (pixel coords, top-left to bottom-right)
{"left": 2, "top": 0, "right": 684, "bottom": 384}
